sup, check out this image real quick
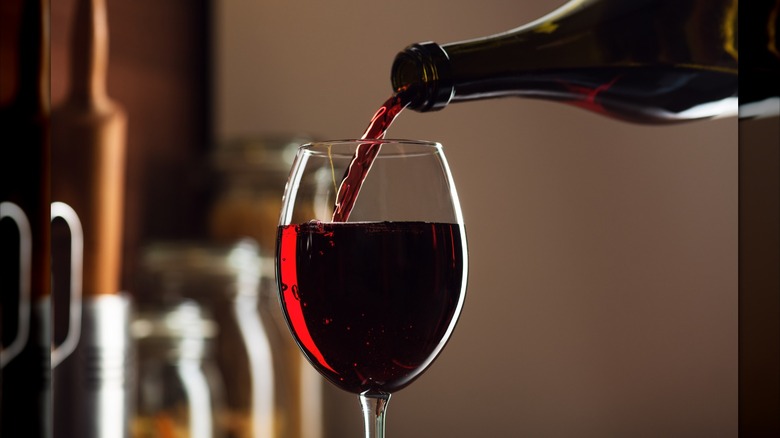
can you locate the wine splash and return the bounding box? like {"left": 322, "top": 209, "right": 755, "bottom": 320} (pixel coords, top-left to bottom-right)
{"left": 331, "top": 90, "right": 412, "bottom": 222}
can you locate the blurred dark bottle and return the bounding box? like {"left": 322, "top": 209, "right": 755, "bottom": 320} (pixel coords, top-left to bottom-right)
{"left": 50, "top": 0, "right": 131, "bottom": 435}
{"left": 739, "top": 0, "right": 780, "bottom": 119}
{"left": 391, "top": 0, "right": 739, "bottom": 124}
{"left": 738, "top": 2, "right": 779, "bottom": 436}
{"left": 0, "top": 0, "right": 52, "bottom": 436}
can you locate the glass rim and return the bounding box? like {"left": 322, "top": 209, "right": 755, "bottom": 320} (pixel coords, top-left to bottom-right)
{"left": 298, "top": 139, "right": 443, "bottom": 157}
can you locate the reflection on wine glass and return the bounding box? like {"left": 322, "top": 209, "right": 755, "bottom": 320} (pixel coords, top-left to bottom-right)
{"left": 276, "top": 139, "right": 468, "bottom": 437}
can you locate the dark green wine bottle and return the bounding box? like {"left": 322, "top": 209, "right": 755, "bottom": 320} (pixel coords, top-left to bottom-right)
{"left": 391, "top": 0, "right": 739, "bottom": 124}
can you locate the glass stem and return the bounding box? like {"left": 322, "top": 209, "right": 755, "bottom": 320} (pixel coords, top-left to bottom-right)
{"left": 359, "top": 390, "right": 391, "bottom": 438}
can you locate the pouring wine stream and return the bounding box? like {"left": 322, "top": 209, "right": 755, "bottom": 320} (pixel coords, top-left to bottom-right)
{"left": 331, "top": 90, "right": 412, "bottom": 222}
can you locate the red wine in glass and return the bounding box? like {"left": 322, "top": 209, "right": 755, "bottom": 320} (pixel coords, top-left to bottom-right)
{"left": 276, "top": 220, "right": 465, "bottom": 393}
{"left": 276, "top": 136, "right": 467, "bottom": 438}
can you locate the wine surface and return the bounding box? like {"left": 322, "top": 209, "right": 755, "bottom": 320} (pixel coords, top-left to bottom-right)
{"left": 276, "top": 221, "right": 465, "bottom": 393}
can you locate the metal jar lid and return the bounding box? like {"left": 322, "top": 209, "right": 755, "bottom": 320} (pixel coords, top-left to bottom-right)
{"left": 211, "top": 135, "right": 311, "bottom": 187}
{"left": 137, "top": 238, "right": 263, "bottom": 300}
{"left": 131, "top": 300, "right": 218, "bottom": 361}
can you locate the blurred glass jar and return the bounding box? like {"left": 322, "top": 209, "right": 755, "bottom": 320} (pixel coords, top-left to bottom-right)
{"left": 208, "top": 135, "right": 313, "bottom": 250}
{"left": 208, "top": 136, "right": 323, "bottom": 438}
{"left": 136, "top": 239, "right": 275, "bottom": 438}
{"left": 131, "top": 300, "right": 224, "bottom": 438}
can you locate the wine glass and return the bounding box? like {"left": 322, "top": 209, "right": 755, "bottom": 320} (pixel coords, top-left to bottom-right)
{"left": 275, "top": 139, "right": 468, "bottom": 437}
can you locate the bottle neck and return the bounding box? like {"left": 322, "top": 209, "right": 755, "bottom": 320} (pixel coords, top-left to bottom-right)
{"left": 391, "top": 42, "right": 453, "bottom": 111}
{"left": 68, "top": 0, "right": 111, "bottom": 110}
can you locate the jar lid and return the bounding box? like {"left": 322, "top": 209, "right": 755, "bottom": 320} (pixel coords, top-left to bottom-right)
{"left": 139, "top": 238, "right": 262, "bottom": 279}
{"left": 131, "top": 300, "right": 218, "bottom": 340}
{"left": 212, "top": 134, "right": 312, "bottom": 180}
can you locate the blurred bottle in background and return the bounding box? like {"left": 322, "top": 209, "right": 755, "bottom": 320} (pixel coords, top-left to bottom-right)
{"left": 1, "top": 0, "right": 51, "bottom": 435}
{"left": 50, "top": 0, "right": 132, "bottom": 435}
{"left": 739, "top": 2, "right": 780, "bottom": 435}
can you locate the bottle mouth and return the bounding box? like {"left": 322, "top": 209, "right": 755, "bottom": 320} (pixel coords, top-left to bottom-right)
{"left": 391, "top": 42, "right": 453, "bottom": 112}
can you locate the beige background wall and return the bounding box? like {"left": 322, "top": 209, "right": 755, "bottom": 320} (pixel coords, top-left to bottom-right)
{"left": 213, "top": 1, "right": 737, "bottom": 436}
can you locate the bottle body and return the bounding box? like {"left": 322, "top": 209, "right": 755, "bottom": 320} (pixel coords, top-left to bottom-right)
{"left": 391, "top": 0, "right": 739, "bottom": 123}
{"left": 1, "top": 0, "right": 51, "bottom": 435}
